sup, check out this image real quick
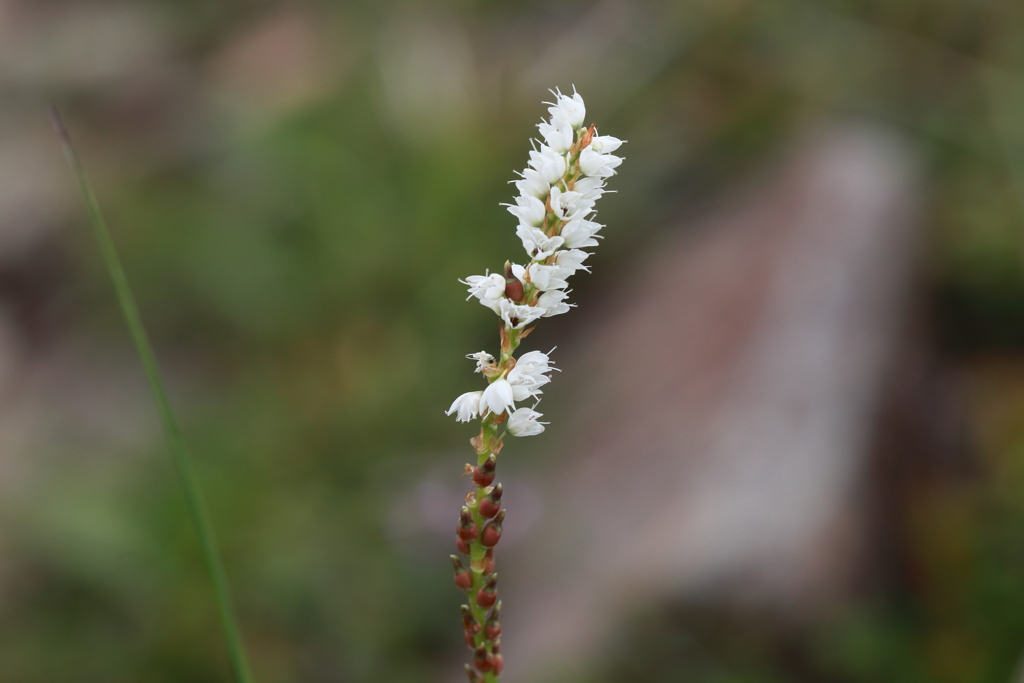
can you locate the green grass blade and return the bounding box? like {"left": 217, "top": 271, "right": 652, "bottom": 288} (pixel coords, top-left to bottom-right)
{"left": 50, "top": 106, "right": 256, "bottom": 683}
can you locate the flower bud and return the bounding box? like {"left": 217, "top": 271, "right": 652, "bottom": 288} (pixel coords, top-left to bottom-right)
{"left": 458, "top": 506, "right": 478, "bottom": 542}
{"left": 477, "top": 573, "right": 498, "bottom": 608}
{"left": 478, "top": 483, "right": 503, "bottom": 518}
{"left": 473, "top": 644, "right": 494, "bottom": 672}
{"left": 491, "top": 641, "right": 504, "bottom": 676}
{"left": 485, "top": 601, "right": 502, "bottom": 640}
{"left": 504, "top": 277, "right": 525, "bottom": 303}
{"left": 465, "top": 664, "right": 483, "bottom": 683}
{"left": 472, "top": 455, "right": 497, "bottom": 487}
{"left": 461, "top": 605, "right": 481, "bottom": 635}
{"left": 452, "top": 556, "right": 472, "bottom": 591}
{"left": 481, "top": 510, "right": 505, "bottom": 548}
{"left": 456, "top": 535, "right": 471, "bottom": 555}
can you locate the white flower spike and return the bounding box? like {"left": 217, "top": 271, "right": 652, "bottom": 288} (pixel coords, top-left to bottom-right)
{"left": 445, "top": 89, "right": 623, "bottom": 680}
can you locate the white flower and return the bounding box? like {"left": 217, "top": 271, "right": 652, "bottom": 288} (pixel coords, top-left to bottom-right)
{"left": 462, "top": 273, "right": 507, "bottom": 312}
{"left": 467, "top": 351, "right": 494, "bottom": 373}
{"left": 560, "top": 218, "right": 602, "bottom": 249}
{"left": 499, "top": 299, "right": 545, "bottom": 329}
{"left": 506, "top": 350, "right": 555, "bottom": 401}
{"left": 481, "top": 378, "right": 515, "bottom": 416}
{"left": 579, "top": 147, "right": 622, "bottom": 178}
{"left": 509, "top": 350, "right": 555, "bottom": 384}
{"left": 549, "top": 187, "right": 594, "bottom": 222}
{"left": 589, "top": 135, "right": 623, "bottom": 154}
{"left": 547, "top": 89, "right": 586, "bottom": 129}
{"left": 538, "top": 120, "right": 574, "bottom": 154}
{"left": 507, "top": 407, "right": 547, "bottom": 437}
{"left": 517, "top": 225, "right": 564, "bottom": 260}
{"left": 527, "top": 263, "right": 570, "bottom": 292}
{"left": 464, "top": 273, "right": 506, "bottom": 300}
{"left": 505, "top": 194, "right": 547, "bottom": 227}
{"left": 555, "top": 249, "right": 590, "bottom": 272}
{"left": 573, "top": 176, "right": 606, "bottom": 201}
{"left": 514, "top": 168, "right": 551, "bottom": 199}
{"left": 528, "top": 145, "right": 568, "bottom": 185}
{"left": 446, "top": 391, "right": 482, "bottom": 422}
{"left": 538, "top": 289, "right": 573, "bottom": 317}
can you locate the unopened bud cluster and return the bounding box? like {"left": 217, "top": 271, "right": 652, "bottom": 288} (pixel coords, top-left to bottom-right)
{"left": 444, "top": 88, "right": 624, "bottom": 681}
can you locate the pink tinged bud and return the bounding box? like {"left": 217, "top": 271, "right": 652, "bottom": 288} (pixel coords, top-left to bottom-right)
{"left": 478, "top": 483, "right": 503, "bottom": 518}
{"left": 481, "top": 509, "right": 505, "bottom": 548}
{"left": 472, "top": 455, "right": 497, "bottom": 487}
{"left": 473, "top": 645, "right": 495, "bottom": 672}
{"left": 456, "top": 535, "right": 471, "bottom": 555}
{"left": 458, "top": 507, "right": 478, "bottom": 542}
{"left": 504, "top": 277, "right": 525, "bottom": 303}
{"left": 464, "top": 630, "right": 477, "bottom": 648}
{"left": 452, "top": 556, "right": 472, "bottom": 592}
{"left": 465, "top": 664, "right": 483, "bottom": 683}
{"left": 485, "top": 601, "right": 502, "bottom": 640}
{"left": 477, "top": 573, "right": 498, "bottom": 608}
{"left": 494, "top": 654, "right": 504, "bottom": 676}
{"left": 461, "top": 605, "right": 481, "bottom": 635}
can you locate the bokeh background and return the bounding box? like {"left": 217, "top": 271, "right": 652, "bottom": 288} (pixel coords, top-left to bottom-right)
{"left": 5, "top": 0, "right": 1024, "bottom": 681}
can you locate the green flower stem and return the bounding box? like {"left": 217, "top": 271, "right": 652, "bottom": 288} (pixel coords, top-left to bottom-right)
{"left": 466, "top": 332, "right": 521, "bottom": 681}
{"left": 50, "top": 107, "right": 256, "bottom": 683}
{"left": 469, "top": 417, "right": 498, "bottom": 683}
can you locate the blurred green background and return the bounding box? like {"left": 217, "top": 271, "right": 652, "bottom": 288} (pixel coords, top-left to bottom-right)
{"left": 6, "top": 0, "right": 1024, "bottom": 681}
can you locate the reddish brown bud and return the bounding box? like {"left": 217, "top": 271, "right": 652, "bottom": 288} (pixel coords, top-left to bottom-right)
{"left": 458, "top": 506, "right": 478, "bottom": 542}
{"left": 456, "top": 535, "right": 471, "bottom": 555}
{"left": 465, "top": 664, "right": 482, "bottom": 683}
{"left": 485, "top": 601, "right": 502, "bottom": 640}
{"left": 473, "top": 645, "right": 494, "bottom": 672}
{"left": 482, "top": 548, "right": 496, "bottom": 575}
{"left": 472, "top": 455, "right": 497, "bottom": 487}
{"left": 504, "top": 277, "right": 525, "bottom": 303}
{"left": 452, "top": 556, "right": 472, "bottom": 591}
{"left": 478, "top": 483, "right": 503, "bottom": 518}
{"left": 481, "top": 509, "right": 505, "bottom": 548}
{"left": 464, "top": 630, "right": 476, "bottom": 648}
{"left": 461, "top": 605, "right": 481, "bottom": 634}
{"left": 493, "top": 654, "right": 504, "bottom": 676}
{"left": 477, "top": 573, "right": 498, "bottom": 608}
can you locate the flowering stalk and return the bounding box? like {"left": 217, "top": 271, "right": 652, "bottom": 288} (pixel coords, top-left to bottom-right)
{"left": 445, "top": 89, "right": 623, "bottom": 681}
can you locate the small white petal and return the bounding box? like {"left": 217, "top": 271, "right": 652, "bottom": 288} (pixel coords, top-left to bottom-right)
{"left": 538, "top": 289, "right": 574, "bottom": 317}
{"left": 507, "top": 407, "right": 547, "bottom": 436}
{"left": 528, "top": 263, "right": 570, "bottom": 292}
{"left": 446, "top": 391, "right": 482, "bottom": 423}
{"left": 505, "top": 194, "right": 547, "bottom": 226}
{"left": 528, "top": 145, "right": 568, "bottom": 185}
{"left": 466, "top": 351, "right": 494, "bottom": 373}
{"left": 514, "top": 168, "right": 551, "bottom": 199}
{"left": 499, "top": 299, "right": 545, "bottom": 328}
{"left": 589, "top": 135, "right": 623, "bottom": 154}
{"left": 560, "top": 218, "right": 603, "bottom": 249}
{"left": 547, "top": 89, "right": 586, "bottom": 129}
{"left": 538, "top": 120, "right": 574, "bottom": 154}
{"left": 481, "top": 379, "right": 515, "bottom": 416}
